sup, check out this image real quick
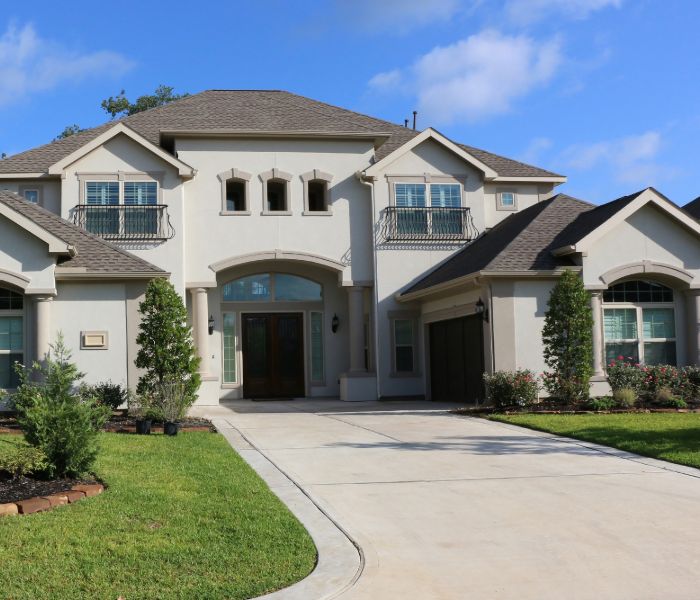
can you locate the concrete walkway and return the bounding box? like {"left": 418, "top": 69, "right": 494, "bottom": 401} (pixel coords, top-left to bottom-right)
{"left": 194, "top": 400, "right": 700, "bottom": 600}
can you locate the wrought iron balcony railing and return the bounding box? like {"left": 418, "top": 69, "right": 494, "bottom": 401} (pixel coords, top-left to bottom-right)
{"left": 381, "top": 207, "right": 477, "bottom": 242}
{"left": 72, "top": 205, "right": 174, "bottom": 241}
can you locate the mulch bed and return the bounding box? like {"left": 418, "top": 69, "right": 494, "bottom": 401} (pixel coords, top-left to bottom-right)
{"left": 0, "top": 413, "right": 214, "bottom": 435}
{"left": 0, "top": 475, "right": 98, "bottom": 505}
{"left": 452, "top": 405, "right": 700, "bottom": 416}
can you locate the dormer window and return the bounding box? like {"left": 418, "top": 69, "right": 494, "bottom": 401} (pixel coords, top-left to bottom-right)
{"left": 260, "top": 168, "right": 293, "bottom": 215}
{"left": 301, "top": 170, "right": 333, "bottom": 215}
{"left": 217, "top": 168, "right": 251, "bottom": 215}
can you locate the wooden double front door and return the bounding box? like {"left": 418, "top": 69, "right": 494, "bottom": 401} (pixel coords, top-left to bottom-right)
{"left": 429, "top": 314, "right": 485, "bottom": 403}
{"left": 242, "top": 313, "right": 305, "bottom": 398}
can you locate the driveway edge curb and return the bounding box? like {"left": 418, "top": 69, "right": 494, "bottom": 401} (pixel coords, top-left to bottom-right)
{"left": 211, "top": 417, "right": 364, "bottom": 599}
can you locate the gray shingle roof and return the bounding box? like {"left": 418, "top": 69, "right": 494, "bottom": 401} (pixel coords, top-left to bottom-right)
{"left": 0, "top": 190, "right": 165, "bottom": 275}
{"left": 0, "top": 90, "right": 562, "bottom": 178}
{"left": 683, "top": 196, "right": 700, "bottom": 219}
{"left": 402, "top": 194, "right": 594, "bottom": 295}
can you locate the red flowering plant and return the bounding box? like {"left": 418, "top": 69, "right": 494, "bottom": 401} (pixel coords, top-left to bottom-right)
{"left": 483, "top": 370, "right": 539, "bottom": 409}
{"left": 606, "top": 356, "right": 644, "bottom": 395}
{"left": 638, "top": 364, "right": 686, "bottom": 400}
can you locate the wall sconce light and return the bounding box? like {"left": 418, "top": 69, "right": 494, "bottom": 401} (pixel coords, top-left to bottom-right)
{"left": 331, "top": 314, "right": 340, "bottom": 333}
{"left": 208, "top": 315, "right": 215, "bottom": 335}
{"left": 475, "top": 298, "right": 489, "bottom": 323}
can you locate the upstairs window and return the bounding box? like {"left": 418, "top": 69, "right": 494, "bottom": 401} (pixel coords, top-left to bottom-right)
{"left": 124, "top": 181, "right": 157, "bottom": 206}
{"left": 393, "top": 182, "right": 464, "bottom": 236}
{"left": 226, "top": 179, "right": 247, "bottom": 212}
{"left": 497, "top": 190, "right": 517, "bottom": 211}
{"left": 22, "top": 189, "right": 39, "bottom": 204}
{"left": 307, "top": 180, "right": 328, "bottom": 212}
{"left": 267, "top": 180, "right": 287, "bottom": 211}
{"left": 85, "top": 181, "right": 119, "bottom": 206}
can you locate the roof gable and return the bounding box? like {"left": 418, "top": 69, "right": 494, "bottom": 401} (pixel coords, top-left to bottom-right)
{"left": 47, "top": 123, "right": 195, "bottom": 178}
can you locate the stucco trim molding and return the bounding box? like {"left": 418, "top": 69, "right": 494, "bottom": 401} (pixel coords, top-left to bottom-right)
{"left": 209, "top": 250, "right": 346, "bottom": 274}
{"left": 0, "top": 268, "right": 31, "bottom": 291}
{"left": 0, "top": 202, "right": 72, "bottom": 255}
{"left": 599, "top": 261, "right": 694, "bottom": 286}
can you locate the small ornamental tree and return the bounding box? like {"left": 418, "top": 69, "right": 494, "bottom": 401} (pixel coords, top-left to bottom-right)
{"left": 541, "top": 270, "right": 593, "bottom": 405}
{"left": 135, "top": 279, "right": 201, "bottom": 412}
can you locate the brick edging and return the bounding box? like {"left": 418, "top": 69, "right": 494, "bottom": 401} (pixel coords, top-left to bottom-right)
{"left": 0, "top": 483, "right": 104, "bottom": 516}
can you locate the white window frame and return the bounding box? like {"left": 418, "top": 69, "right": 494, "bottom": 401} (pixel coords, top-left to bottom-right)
{"left": 222, "top": 311, "right": 237, "bottom": 384}
{"left": 391, "top": 178, "right": 464, "bottom": 237}
{"left": 602, "top": 302, "right": 677, "bottom": 365}
{"left": 78, "top": 172, "right": 163, "bottom": 205}
{"left": 20, "top": 188, "right": 40, "bottom": 205}
{"left": 496, "top": 189, "right": 518, "bottom": 211}
{"left": 309, "top": 310, "right": 325, "bottom": 384}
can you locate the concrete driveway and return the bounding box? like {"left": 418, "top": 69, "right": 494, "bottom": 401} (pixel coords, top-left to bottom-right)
{"left": 195, "top": 400, "right": 700, "bottom": 600}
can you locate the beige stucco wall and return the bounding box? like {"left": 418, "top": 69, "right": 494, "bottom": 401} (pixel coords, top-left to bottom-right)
{"left": 52, "top": 282, "right": 130, "bottom": 387}
{"left": 483, "top": 183, "right": 555, "bottom": 228}
{"left": 0, "top": 217, "right": 55, "bottom": 291}
{"left": 175, "top": 137, "right": 376, "bottom": 285}
{"left": 59, "top": 134, "right": 187, "bottom": 295}
{"left": 0, "top": 179, "right": 61, "bottom": 214}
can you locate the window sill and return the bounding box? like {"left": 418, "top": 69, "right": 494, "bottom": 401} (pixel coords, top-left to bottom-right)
{"left": 220, "top": 210, "right": 251, "bottom": 216}
{"left": 260, "top": 210, "right": 293, "bottom": 216}
{"left": 302, "top": 210, "right": 333, "bottom": 216}
{"left": 496, "top": 205, "right": 518, "bottom": 212}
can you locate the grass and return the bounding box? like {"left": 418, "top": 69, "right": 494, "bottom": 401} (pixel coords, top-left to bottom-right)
{"left": 0, "top": 431, "right": 316, "bottom": 600}
{"left": 489, "top": 412, "right": 700, "bottom": 469}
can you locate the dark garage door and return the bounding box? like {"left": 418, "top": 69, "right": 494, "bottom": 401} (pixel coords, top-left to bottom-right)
{"left": 429, "top": 314, "right": 484, "bottom": 403}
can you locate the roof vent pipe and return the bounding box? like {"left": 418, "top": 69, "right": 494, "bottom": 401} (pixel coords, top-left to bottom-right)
{"left": 404, "top": 118, "right": 409, "bottom": 128}
{"left": 412, "top": 111, "right": 417, "bottom": 130}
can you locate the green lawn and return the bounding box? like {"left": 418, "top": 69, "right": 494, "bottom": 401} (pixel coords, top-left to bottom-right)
{"left": 0, "top": 431, "right": 316, "bottom": 600}
{"left": 489, "top": 412, "right": 700, "bottom": 469}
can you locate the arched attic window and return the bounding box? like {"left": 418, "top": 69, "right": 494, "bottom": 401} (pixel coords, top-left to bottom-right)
{"left": 301, "top": 170, "right": 333, "bottom": 214}
{"left": 217, "top": 168, "right": 251, "bottom": 214}
{"left": 260, "top": 169, "right": 293, "bottom": 214}
{"left": 602, "top": 280, "right": 676, "bottom": 366}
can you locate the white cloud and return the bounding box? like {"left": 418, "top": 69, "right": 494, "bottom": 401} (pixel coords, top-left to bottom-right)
{"left": 505, "top": 0, "right": 623, "bottom": 25}
{"left": 561, "top": 131, "right": 679, "bottom": 184}
{"left": 334, "top": 0, "right": 465, "bottom": 32}
{"left": 369, "top": 29, "right": 563, "bottom": 124}
{"left": 0, "top": 22, "right": 133, "bottom": 107}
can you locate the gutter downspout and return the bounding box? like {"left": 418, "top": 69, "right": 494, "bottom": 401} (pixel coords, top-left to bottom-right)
{"left": 357, "top": 171, "right": 382, "bottom": 401}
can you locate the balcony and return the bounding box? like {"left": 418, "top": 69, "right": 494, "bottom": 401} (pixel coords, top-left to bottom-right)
{"left": 381, "top": 207, "right": 477, "bottom": 242}
{"left": 72, "top": 205, "right": 174, "bottom": 241}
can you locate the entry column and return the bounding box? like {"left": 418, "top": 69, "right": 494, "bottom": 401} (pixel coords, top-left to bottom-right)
{"left": 189, "top": 287, "right": 210, "bottom": 376}
{"left": 590, "top": 291, "right": 604, "bottom": 376}
{"left": 347, "top": 286, "right": 366, "bottom": 373}
{"left": 34, "top": 296, "right": 53, "bottom": 362}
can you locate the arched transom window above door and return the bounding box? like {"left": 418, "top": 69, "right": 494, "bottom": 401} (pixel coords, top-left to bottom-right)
{"left": 602, "top": 280, "right": 676, "bottom": 366}
{"left": 222, "top": 273, "right": 322, "bottom": 302}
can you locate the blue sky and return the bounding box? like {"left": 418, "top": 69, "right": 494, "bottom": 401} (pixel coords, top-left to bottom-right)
{"left": 1, "top": 0, "right": 698, "bottom": 205}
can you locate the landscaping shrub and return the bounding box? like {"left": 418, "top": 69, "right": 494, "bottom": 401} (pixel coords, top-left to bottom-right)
{"left": 0, "top": 442, "right": 47, "bottom": 479}
{"left": 613, "top": 387, "right": 637, "bottom": 408}
{"left": 80, "top": 381, "right": 127, "bottom": 411}
{"left": 156, "top": 379, "right": 190, "bottom": 422}
{"left": 640, "top": 365, "right": 686, "bottom": 399}
{"left": 136, "top": 279, "right": 200, "bottom": 408}
{"left": 587, "top": 396, "right": 616, "bottom": 411}
{"left": 654, "top": 386, "right": 687, "bottom": 408}
{"left": 542, "top": 270, "right": 593, "bottom": 405}
{"left": 483, "top": 370, "right": 539, "bottom": 408}
{"left": 13, "top": 335, "right": 110, "bottom": 478}
{"left": 607, "top": 358, "right": 644, "bottom": 394}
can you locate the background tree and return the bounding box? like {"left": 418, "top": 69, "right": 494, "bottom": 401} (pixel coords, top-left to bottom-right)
{"left": 541, "top": 270, "right": 593, "bottom": 405}
{"left": 55, "top": 124, "right": 85, "bottom": 140}
{"left": 102, "top": 85, "right": 188, "bottom": 119}
{"left": 135, "top": 279, "right": 200, "bottom": 409}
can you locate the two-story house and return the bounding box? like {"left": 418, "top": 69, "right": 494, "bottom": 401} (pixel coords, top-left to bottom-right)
{"left": 2, "top": 90, "right": 700, "bottom": 404}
